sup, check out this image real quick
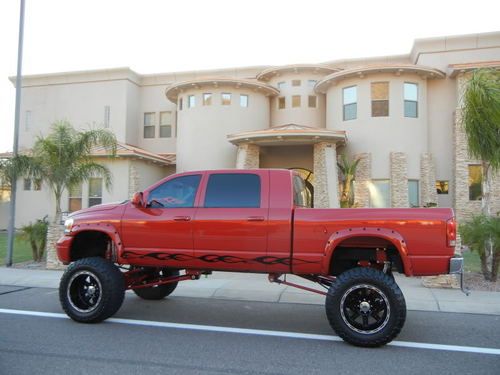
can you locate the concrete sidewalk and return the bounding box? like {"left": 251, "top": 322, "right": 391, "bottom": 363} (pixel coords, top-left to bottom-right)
{"left": 1, "top": 267, "right": 499, "bottom": 315}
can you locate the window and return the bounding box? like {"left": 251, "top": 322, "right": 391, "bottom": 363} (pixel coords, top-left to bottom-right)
{"left": 343, "top": 86, "right": 357, "bottom": 121}
{"left": 148, "top": 175, "right": 201, "bottom": 208}
{"left": 293, "top": 174, "right": 308, "bottom": 207}
{"left": 88, "top": 178, "right": 103, "bottom": 207}
{"left": 240, "top": 94, "right": 249, "bottom": 107}
{"left": 436, "top": 180, "right": 449, "bottom": 195}
{"left": 25, "top": 110, "right": 32, "bottom": 131}
{"left": 221, "top": 93, "right": 231, "bottom": 105}
{"left": 292, "top": 80, "right": 301, "bottom": 87}
{"left": 369, "top": 180, "right": 390, "bottom": 208}
{"left": 23, "top": 178, "right": 31, "bottom": 191}
{"left": 104, "top": 106, "right": 110, "bottom": 128}
{"left": 277, "top": 82, "right": 286, "bottom": 89}
{"left": 308, "top": 80, "right": 317, "bottom": 87}
{"left": 33, "top": 179, "right": 42, "bottom": 191}
{"left": 188, "top": 95, "right": 196, "bottom": 108}
{"left": 203, "top": 93, "right": 212, "bottom": 106}
{"left": 308, "top": 95, "right": 317, "bottom": 108}
{"left": 179, "top": 97, "right": 183, "bottom": 111}
{"left": 278, "top": 96, "right": 286, "bottom": 109}
{"left": 205, "top": 174, "right": 261, "bottom": 208}
{"left": 404, "top": 83, "right": 418, "bottom": 118}
{"left": 408, "top": 180, "right": 419, "bottom": 207}
{"left": 159, "top": 111, "right": 172, "bottom": 138}
{"left": 468, "top": 165, "right": 482, "bottom": 201}
{"left": 292, "top": 95, "right": 301, "bottom": 108}
{"left": 143, "top": 112, "right": 155, "bottom": 138}
{"left": 68, "top": 184, "right": 82, "bottom": 212}
{"left": 371, "top": 82, "right": 389, "bottom": 117}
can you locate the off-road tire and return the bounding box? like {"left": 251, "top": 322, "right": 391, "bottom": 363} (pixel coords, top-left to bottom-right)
{"left": 132, "top": 268, "right": 179, "bottom": 300}
{"left": 325, "top": 267, "right": 406, "bottom": 347}
{"left": 59, "top": 257, "right": 125, "bottom": 323}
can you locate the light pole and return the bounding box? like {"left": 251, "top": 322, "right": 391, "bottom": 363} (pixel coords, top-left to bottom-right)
{"left": 6, "top": 0, "right": 26, "bottom": 267}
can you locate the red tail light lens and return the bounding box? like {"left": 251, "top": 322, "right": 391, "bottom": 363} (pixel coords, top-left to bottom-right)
{"left": 446, "top": 218, "right": 457, "bottom": 247}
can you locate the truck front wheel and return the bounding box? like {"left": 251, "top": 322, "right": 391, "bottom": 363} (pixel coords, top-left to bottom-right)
{"left": 325, "top": 267, "right": 406, "bottom": 347}
{"left": 59, "top": 257, "right": 125, "bottom": 323}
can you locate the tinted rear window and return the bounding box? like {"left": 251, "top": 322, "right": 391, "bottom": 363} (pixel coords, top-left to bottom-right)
{"left": 204, "top": 174, "right": 261, "bottom": 208}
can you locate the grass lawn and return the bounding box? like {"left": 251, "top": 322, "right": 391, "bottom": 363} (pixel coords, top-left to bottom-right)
{"left": 463, "top": 249, "right": 481, "bottom": 273}
{"left": 0, "top": 232, "right": 33, "bottom": 264}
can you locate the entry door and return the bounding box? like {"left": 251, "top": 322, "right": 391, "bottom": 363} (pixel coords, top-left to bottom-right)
{"left": 192, "top": 171, "right": 269, "bottom": 272}
{"left": 120, "top": 174, "right": 202, "bottom": 268}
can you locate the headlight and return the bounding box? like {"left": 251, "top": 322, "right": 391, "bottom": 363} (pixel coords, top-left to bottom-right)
{"left": 64, "top": 218, "right": 74, "bottom": 234}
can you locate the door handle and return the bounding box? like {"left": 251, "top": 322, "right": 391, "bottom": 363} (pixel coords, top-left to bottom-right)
{"left": 173, "top": 216, "right": 191, "bottom": 221}
{"left": 247, "top": 216, "right": 265, "bottom": 222}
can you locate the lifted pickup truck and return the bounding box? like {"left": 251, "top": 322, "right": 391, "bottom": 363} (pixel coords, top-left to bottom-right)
{"left": 57, "top": 169, "right": 463, "bottom": 347}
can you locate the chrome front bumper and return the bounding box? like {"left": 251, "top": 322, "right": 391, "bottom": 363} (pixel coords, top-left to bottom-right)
{"left": 449, "top": 257, "right": 470, "bottom": 295}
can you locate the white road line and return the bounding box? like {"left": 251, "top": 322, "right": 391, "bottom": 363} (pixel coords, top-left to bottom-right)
{"left": 1, "top": 308, "right": 499, "bottom": 355}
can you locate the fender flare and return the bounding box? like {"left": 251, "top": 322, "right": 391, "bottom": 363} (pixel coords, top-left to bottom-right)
{"left": 69, "top": 222, "right": 123, "bottom": 262}
{"left": 322, "top": 227, "right": 413, "bottom": 276}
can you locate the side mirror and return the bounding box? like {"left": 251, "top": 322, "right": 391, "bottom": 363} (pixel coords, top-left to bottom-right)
{"left": 131, "top": 192, "right": 144, "bottom": 207}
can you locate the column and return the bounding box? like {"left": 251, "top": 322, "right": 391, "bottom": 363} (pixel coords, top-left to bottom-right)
{"left": 128, "top": 162, "right": 140, "bottom": 199}
{"left": 313, "top": 142, "right": 339, "bottom": 208}
{"left": 390, "top": 152, "right": 408, "bottom": 208}
{"left": 420, "top": 153, "right": 437, "bottom": 206}
{"left": 236, "top": 143, "right": 260, "bottom": 169}
{"left": 354, "top": 153, "right": 371, "bottom": 208}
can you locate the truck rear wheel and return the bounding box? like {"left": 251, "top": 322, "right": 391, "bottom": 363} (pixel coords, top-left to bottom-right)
{"left": 325, "top": 267, "right": 406, "bottom": 347}
{"left": 59, "top": 257, "right": 125, "bottom": 323}
{"left": 132, "top": 268, "right": 179, "bottom": 300}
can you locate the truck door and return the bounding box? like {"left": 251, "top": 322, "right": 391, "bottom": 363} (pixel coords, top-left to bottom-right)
{"left": 120, "top": 173, "right": 202, "bottom": 268}
{"left": 191, "top": 170, "right": 269, "bottom": 272}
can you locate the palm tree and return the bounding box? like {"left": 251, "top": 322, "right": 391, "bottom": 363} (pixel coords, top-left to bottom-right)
{"left": 10, "top": 120, "right": 117, "bottom": 223}
{"left": 337, "top": 154, "right": 361, "bottom": 208}
{"left": 461, "top": 68, "right": 500, "bottom": 216}
{"left": 18, "top": 217, "right": 49, "bottom": 262}
{"left": 461, "top": 68, "right": 500, "bottom": 281}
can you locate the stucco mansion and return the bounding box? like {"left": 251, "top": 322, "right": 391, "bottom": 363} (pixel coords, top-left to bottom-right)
{"left": 3, "top": 31, "right": 500, "bottom": 229}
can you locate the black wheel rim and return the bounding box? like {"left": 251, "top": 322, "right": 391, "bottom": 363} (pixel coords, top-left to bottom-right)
{"left": 67, "top": 271, "right": 103, "bottom": 313}
{"left": 340, "top": 284, "right": 390, "bottom": 335}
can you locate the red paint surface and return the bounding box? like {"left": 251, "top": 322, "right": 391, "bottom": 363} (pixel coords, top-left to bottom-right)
{"left": 57, "top": 169, "right": 455, "bottom": 276}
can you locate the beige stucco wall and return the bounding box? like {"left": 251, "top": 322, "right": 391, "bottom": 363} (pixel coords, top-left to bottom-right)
{"left": 19, "top": 80, "right": 130, "bottom": 150}
{"left": 175, "top": 88, "right": 270, "bottom": 172}
{"left": 268, "top": 72, "right": 327, "bottom": 128}
{"left": 259, "top": 145, "right": 314, "bottom": 171}
{"left": 426, "top": 78, "right": 456, "bottom": 208}
{"left": 138, "top": 85, "right": 177, "bottom": 154}
{"left": 325, "top": 73, "right": 429, "bottom": 181}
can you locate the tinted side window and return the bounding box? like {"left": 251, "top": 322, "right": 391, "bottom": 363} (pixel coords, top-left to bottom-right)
{"left": 205, "top": 174, "right": 260, "bottom": 208}
{"left": 148, "top": 175, "right": 201, "bottom": 208}
{"left": 293, "top": 175, "right": 308, "bottom": 207}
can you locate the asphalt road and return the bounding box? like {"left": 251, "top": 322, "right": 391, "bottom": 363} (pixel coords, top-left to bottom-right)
{"left": 0, "top": 285, "right": 499, "bottom": 375}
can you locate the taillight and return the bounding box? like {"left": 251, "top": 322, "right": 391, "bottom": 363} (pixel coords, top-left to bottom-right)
{"left": 446, "top": 217, "right": 457, "bottom": 247}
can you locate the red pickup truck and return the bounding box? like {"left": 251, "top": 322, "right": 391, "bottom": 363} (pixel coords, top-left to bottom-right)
{"left": 57, "top": 169, "right": 463, "bottom": 347}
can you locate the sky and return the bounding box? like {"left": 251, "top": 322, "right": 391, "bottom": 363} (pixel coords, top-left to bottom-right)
{"left": 0, "top": 0, "right": 499, "bottom": 152}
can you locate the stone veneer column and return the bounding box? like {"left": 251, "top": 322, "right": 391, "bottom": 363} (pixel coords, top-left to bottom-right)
{"left": 354, "top": 153, "right": 371, "bottom": 208}
{"left": 236, "top": 144, "right": 260, "bottom": 169}
{"left": 420, "top": 153, "right": 438, "bottom": 206}
{"left": 313, "top": 142, "right": 339, "bottom": 208}
{"left": 45, "top": 223, "right": 66, "bottom": 270}
{"left": 128, "top": 162, "right": 140, "bottom": 198}
{"left": 453, "top": 108, "right": 481, "bottom": 222}
{"left": 390, "top": 152, "right": 408, "bottom": 208}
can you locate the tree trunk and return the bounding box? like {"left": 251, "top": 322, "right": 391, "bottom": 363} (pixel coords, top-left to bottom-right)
{"left": 54, "top": 190, "right": 62, "bottom": 225}
{"left": 481, "top": 162, "right": 492, "bottom": 216}
{"left": 492, "top": 251, "right": 500, "bottom": 283}
{"left": 479, "top": 252, "right": 492, "bottom": 281}
{"left": 30, "top": 240, "right": 38, "bottom": 262}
